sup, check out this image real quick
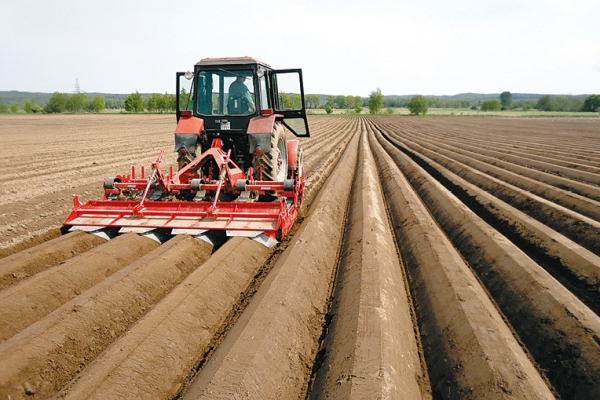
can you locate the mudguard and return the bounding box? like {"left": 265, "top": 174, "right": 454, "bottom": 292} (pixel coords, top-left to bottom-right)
{"left": 247, "top": 114, "right": 280, "bottom": 154}
{"left": 174, "top": 116, "right": 204, "bottom": 154}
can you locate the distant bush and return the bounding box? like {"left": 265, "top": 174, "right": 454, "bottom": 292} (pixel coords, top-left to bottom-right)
{"left": 0, "top": 96, "right": 8, "bottom": 113}
{"left": 481, "top": 100, "right": 501, "bottom": 111}
{"left": 25, "top": 101, "right": 41, "bottom": 113}
{"left": 354, "top": 105, "right": 362, "bottom": 114}
{"left": 124, "top": 92, "right": 144, "bottom": 112}
{"left": 537, "top": 95, "right": 556, "bottom": 111}
{"left": 407, "top": 95, "right": 428, "bottom": 115}
{"left": 44, "top": 92, "right": 69, "bottom": 113}
{"left": 325, "top": 105, "right": 333, "bottom": 114}
{"left": 582, "top": 95, "right": 600, "bottom": 112}
{"left": 537, "top": 95, "right": 583, "bottom": 112}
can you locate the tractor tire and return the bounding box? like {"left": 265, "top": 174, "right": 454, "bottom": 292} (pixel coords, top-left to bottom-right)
{"left": 296, "top": 145, "right": 304, "bottom": 179}
{"left": 287, "top": 140, "right": 303, "bottom": 180}
{"left": 253, "top": 123, "right": 287, "bottom": 182}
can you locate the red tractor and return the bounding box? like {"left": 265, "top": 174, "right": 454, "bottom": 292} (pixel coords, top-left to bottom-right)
{"left": 64, "top": 57, "right": 310, "bottom": 246}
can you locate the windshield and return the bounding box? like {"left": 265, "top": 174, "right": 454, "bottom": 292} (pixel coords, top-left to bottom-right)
{"left": 197, "top": 69, "right": 256, "bottom": 116}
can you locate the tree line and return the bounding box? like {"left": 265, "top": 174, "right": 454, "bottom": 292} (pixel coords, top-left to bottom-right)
{"left": 1, "top": 91, "right": 598, "bottom": 115}
{"left": 479, "top": 92, "right": 599, "bottom": 112}
{"left": 0, "top": 92, "right": 177, "bottom": 114}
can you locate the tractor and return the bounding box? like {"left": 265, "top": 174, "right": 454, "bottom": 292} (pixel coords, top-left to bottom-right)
{"left": 64, "top": 57, "right": 310, "bottom": 247}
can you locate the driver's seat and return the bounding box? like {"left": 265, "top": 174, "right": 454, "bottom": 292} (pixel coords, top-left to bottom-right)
{"left": 227, "top": 96, "right": 249, "bottom": 114}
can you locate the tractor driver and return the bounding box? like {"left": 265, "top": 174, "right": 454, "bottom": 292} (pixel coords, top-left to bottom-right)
{"left": 228, "top": 75, "right": 256, "bottom": 114}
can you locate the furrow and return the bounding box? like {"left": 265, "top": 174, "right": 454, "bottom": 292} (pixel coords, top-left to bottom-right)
{"left": 179, "top": 128, "right": 360, "bottom": 399}
{"left": 0, "top": 231, "right": 106, "bottom": 290}
{"left": 380, "top": 125, "right": 600, "bottom": 254}
{"left": 0, "top": 235, "right": 212, "bottom": 399}
{"left": 374, "top": 122, "right": 600, "bottom": 399}
{"left": 0, "top": 233, "right": 159, "bottom": 342}
{"left": 308, "top": 127, "right": 430, "bottom": 399}
{"left": 368, "top": 124, "right": 554, "bottom": 399}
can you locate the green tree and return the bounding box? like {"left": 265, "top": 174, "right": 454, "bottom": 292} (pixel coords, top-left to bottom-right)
{"left": 354, "top": 96, "right": 363, "bottom": 107}
{"left": 179, "top": 88, "right": 193, "bottom": 111}
{"left": 345, "top": 95, "right": 355, "bottom": 109}
{"left": 553, "top": 95, "right": 583, "bottom": 112}
{"left": 333, "top": 95, "right": 347, "bottom": 109}
{"left": 407, "top": 95, "right": 428, "bottom": 115}
{"left": 163, "top": 92, "right": 172, "bottom": 111}
{"left": 305, "top": 94, "right": 321, "bottom": 109}
{"left": 500, "top": 91, "right": 512, "bottom": 108}
{"left": 354, "top": 105, "right": 362, "bottom": 114}
{"left": 67, "top": 93, "right": 86, "bottom": 112}
{"left": 325, "top": 105, "right": 333, "bottom": 114}
{"left": 125, "top": 92, "right": 144, "bottom": 112}
{"left": 10, "top": 104, "right": 19, "bottom": 113}
{"left": 92, "top": 96, "right": 106, "bottom": 112}
{"left": 44, "top": 92, "right": 69, "bottom": 113}
{"left": 582, "top": 95, "right": 600, "bottom": 112}
{"left": 0, "top": 97, "right": 8, "bottom": 113}
{"left": 537, "top": 95, "right": 556, "bottom": 111}
{"left": 164, "top": 93, "right": 176, "bottom": 112}
{"left": 146, "top": 96, "right": 156, "bottom": 112}
{"left": 481, "top": 100, "right": 502, "bottom": 111}
{"left": 150, "top": 93, "right": 165, "bottom": 112}
{"left": 368, "top": 88, "right": 384, "bottom": 114}
{"left": 325, "top": 95, "right": 335, "bottom": 109}
{"left": 279, "top": 92, "right": 301, "bottom": 109}
{"left": 288, "top": 93, "right": 302, "bottom": 109}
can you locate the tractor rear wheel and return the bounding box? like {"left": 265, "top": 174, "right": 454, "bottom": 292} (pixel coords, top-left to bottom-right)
{"left": 253, "top": 123, "right": 287, "bottom": 182}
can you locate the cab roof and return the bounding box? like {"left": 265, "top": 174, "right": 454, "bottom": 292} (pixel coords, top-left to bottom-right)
{"left": 196, "top": 57, "right": 271, "bottom": 69}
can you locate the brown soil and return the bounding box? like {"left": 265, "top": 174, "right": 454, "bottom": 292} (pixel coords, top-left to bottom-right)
{"left": 0, "top": 115, "right": 598, "bottom": 399}
{"left": 180, "top": 127, "right": 361, "bottom": 399}
{"left": 0, "top": 231, "right": 106, "bottom": 290}
{"left": 373, "top": 119, "right": 600, "bottom": 399}
{"left": 0, "top": 234, "right": 212, "bottom": 399}
{"left": 56, "top": 237, "right": 273, "bottom": 400}
{"left": 0, "top": 233, "right": 159, "bottom": 342}
{"left": 369, "top": 124, "right": 555, "bottom": 400}
{"left": 308, "top": 129, "right": 430, "bottom": 399}
{"left": 0, "top": 115, "right": 175, "bottom": 254}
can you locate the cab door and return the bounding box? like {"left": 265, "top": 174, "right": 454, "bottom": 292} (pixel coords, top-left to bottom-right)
{"left": 272, "top": 69, "right": 310, "bottom": 137}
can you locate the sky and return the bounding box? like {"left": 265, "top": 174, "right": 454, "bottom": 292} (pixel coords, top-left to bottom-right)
{"left": 1, "top": 0, "right": 599, "bottom": 97}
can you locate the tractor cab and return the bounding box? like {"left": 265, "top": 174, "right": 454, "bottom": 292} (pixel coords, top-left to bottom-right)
{"left": 176, "top": 57, "right": 310, "bottom": 137}
{"left": 175, "top": 57, "right": 310, "bottom": 173}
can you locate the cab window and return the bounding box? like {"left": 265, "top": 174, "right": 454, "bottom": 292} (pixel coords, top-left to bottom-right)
{"left": 197, "top": 69, "right": 256, "bottom": 116}
{"left": 260, "top": 75, "right": 270, "bottom": 110}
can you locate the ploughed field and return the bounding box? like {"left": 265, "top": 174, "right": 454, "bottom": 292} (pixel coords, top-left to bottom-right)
{"left": 0, "top": 114, "right": 599, "bottom": 399}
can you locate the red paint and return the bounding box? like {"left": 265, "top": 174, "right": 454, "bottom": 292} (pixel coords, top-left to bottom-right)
{"left": 175, "top": 116, "right": 204, "bottom": 134}
{"left": 247, "top": 114, "right": 276, "bottom": 134}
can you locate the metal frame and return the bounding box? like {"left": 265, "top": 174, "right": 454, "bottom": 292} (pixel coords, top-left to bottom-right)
{"left": 64, "top": 140, "right": 304, "bottom": 240}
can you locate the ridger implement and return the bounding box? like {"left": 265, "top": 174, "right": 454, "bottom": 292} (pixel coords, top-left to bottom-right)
{"left": 63, "top": 57, "right": 310, "bottom": 246}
